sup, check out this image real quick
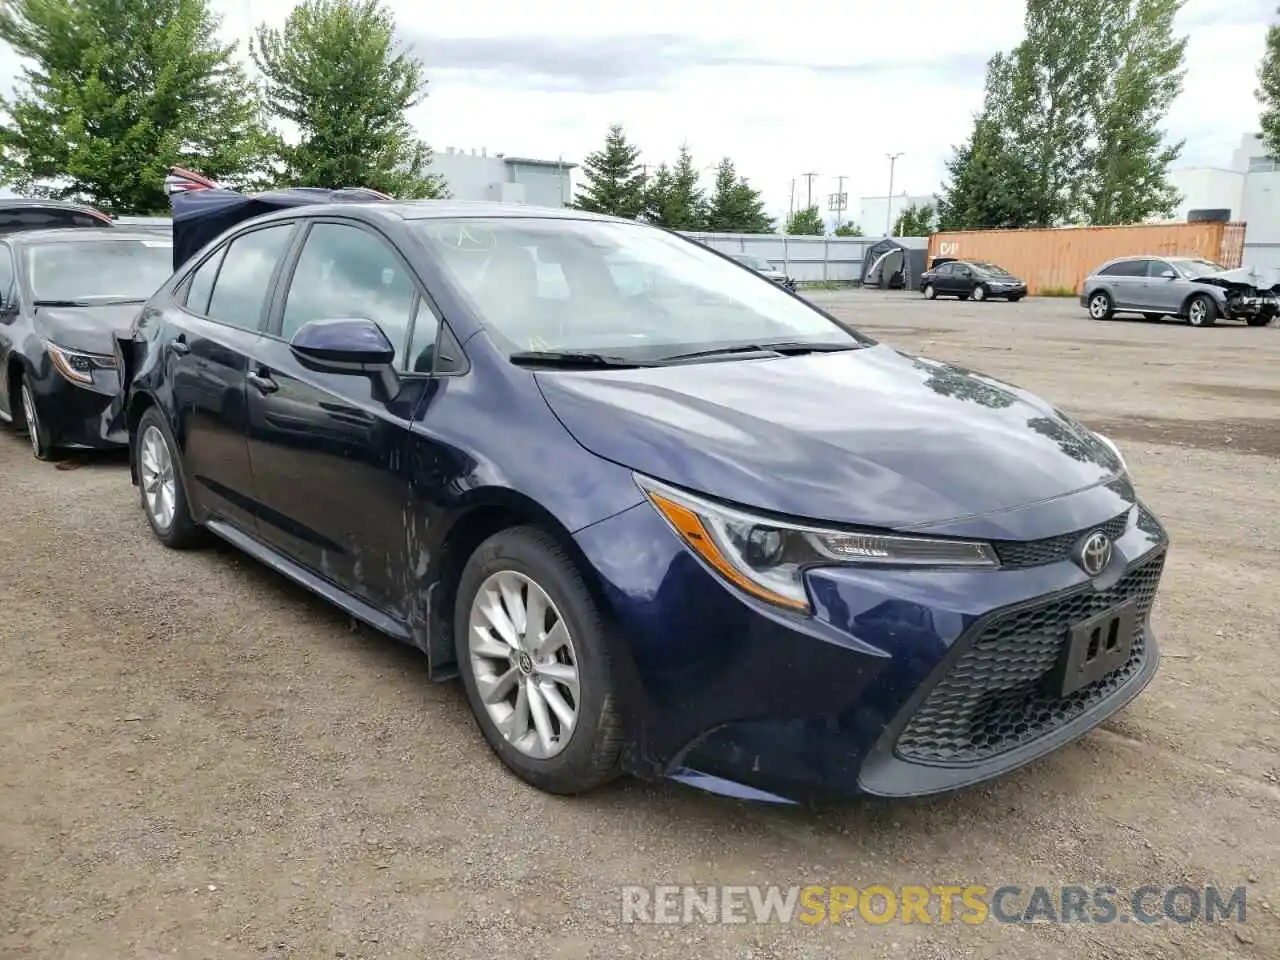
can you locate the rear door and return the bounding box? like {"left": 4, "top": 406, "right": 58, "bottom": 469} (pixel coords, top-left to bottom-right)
{"left": 933, "top": 262, "right": 956, "bottom": 293}
{"left": 0, "top": 242, "right": 17, "bottom": 422}
{"left": 243, "top": 218, "right": 438, "bottom": 614}
{"left": 168, "top": 221, "right": 299, "bottom": 533}
{"left": 1107, "top": 259, "right": 1151, "bottom": 309}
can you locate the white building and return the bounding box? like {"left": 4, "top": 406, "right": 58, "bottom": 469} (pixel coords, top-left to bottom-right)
{"left": 428, "top": 146, "right": 576, "bottom": 209}
{"left": 1169, "top": 133, "right": 1280, "bottom": 268}
{"left": 856, "top": 192, "right": 941, "bottom": 237}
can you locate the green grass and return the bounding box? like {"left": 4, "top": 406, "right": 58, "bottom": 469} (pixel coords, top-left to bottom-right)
{"left": 1037, "top": 286, "right": 1079, "bottom": 298}
{"left": 797, "top": 280, "right": 857, "bottom": 290}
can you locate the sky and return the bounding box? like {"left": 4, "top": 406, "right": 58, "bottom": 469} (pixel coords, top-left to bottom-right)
{"left": 2, "top": 0, "right": 1277, "bottom": 221}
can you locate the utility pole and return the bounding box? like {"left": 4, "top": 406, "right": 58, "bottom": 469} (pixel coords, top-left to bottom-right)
{"left": 802, "top": 171, "right": 818, "bottom": 210}
{"left": 835, "top": 174, "right": 847, "bottom": 229}
{"left": 885, "top": 153, "right": 903, "bottom": 236}
{"left": 789, "top": 178, "right": 796, "bottom": 218}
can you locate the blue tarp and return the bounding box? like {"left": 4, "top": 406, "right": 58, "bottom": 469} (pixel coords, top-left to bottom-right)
{"left": 168, "top": 180, "right": 393, "bottom": 271}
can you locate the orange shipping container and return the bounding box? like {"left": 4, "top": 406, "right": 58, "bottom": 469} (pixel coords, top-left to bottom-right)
{"left": 927, "top": 222, "right": 1247, "bottom": 297}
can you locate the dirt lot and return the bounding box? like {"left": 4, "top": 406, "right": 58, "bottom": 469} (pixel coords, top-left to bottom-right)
{"left": 2, "top": 291, "right": 1278, "bottom": 960}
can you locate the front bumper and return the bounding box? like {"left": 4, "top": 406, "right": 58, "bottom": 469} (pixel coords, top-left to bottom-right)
{"left": 28, "top": 356, "right": 128, "bottom": 449}
{"left": 575, "top": 491, "right": 1167, "bottom": 804}
{"left": 1223, "top": 293, "right": 1279, "bottom": 319}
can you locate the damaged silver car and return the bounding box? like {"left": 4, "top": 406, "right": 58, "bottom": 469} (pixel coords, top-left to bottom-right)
{"left": 1082, "top": 255, "right": 1278, "bottom": 328}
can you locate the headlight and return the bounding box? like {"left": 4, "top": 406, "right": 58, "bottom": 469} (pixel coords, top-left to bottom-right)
{"left": 1094, "top": 432, "right": 1127, "bottom": 472}
{"left": 635, "top": 475, "right": 1000, "bottom": 612}
{"left": 46, "top": 341, "right": 116, "bottom": 384}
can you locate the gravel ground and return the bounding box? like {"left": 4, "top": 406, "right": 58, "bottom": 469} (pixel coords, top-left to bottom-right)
{"left": 1, "top": 291, "right": 1278, "bottom": 959}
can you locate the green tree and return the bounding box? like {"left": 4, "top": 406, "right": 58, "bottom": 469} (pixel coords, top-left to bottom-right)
{"left": 833, "top": 221, "right": 863, "bottom": 237}
{"left": 573, "top": 124, "right": 646, "bottom": 218}
{"left": 704, "top": 157, "right": 773, "bottom": 233}
{"left": 1257, "top": 6, "right": 1280, "bottom": 157}
{"left": 893, "top": 203, "right": 935, "bottom": 236}
{"left": 0, "top": 0, "right": 277, "bottom": 214}
{"left": 644, "top": 143, "right": 706, "bottom": 229}
{"left": 252, "top": 0, "right": 444, "bottom": 198}
{"left": 785, "top": 205, "right": 825, "bottom": 235}
{"left": 1084, "top": 0, "right": 1187, "bottom": 224}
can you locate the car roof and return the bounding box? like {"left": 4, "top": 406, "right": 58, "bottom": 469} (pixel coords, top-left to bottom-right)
{"left": 232, "top": 198, "right": 632, "bottom": 227}
{"left": 6, "top": 227, "right": 166, "bottom": 246}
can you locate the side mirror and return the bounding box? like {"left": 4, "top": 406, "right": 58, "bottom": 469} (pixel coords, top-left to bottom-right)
{"left": 1160, "top": 270, "right": 1177, "bottom": 279}
{"left": 289, "top": 317, "right": 399, "bottom": 397}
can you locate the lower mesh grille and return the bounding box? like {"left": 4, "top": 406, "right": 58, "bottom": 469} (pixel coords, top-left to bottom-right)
{"left": 895, "top": 551, "right": 1165, "bottom": 766}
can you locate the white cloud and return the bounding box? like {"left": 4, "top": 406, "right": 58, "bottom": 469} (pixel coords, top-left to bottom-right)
{"left": 4, "top": 0, "right": 1277, "bottom": 223}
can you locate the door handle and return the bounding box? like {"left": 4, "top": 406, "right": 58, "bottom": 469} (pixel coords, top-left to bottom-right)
{"left": 170, "top": 335, "right": 190, "bottom": 356}
{"left": 247, "top": 371, "right": 278, "bottom": 394}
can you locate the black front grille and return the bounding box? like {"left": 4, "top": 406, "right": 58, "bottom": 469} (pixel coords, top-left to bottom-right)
{"left": 992, "top": 510, "right": 1131, "bottom": 569}
{"left": 895, "top": 551, "right": 1165, "bottom": 766}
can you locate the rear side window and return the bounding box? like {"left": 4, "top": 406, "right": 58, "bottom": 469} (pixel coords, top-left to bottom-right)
{"left": 935, "top": 263, "right": 954, "bottom": 276}
{"left": 205, "top": 224, "right": 295, "bottom": 331}
{"left": 1099, "top": 260, "right": 1146, "bottom": 277}
{"left": 0, "top": 207, "right": 110, "bottom": 233}
{"left": 184, "top": 246, "right": 225, "bottom": 315}
{"left": 0, "top": 244, "right": 14, "bottom": 307}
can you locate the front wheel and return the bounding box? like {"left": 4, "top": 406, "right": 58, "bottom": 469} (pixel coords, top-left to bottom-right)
{"left": 923, "top": 284, "right": 937, "bottom": 300}
{"left": 135, "top": 406, "right": 205, "bottom": 548}
{"left": 1187, "top": 294, "right": 1217, "bottom": 327}
{"left": 1008, "top": 294, "right": 1024, "bottom": 303}
{"left": 972, "top": 285, "right": 988, "bottom": 302}
{"left": 19, "top": 378, "right": 54, "bottom": 461}
{"left": 455, "top": 526, "right": 624, "bottom": 795}
{"left": 1246, "top": 314, "right": 1274, "bottom": 327}
{"left": 1087, "top": 291, "right": 1114, "bottom": 320}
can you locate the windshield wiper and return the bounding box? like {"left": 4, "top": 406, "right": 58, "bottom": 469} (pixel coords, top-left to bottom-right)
{"left": 508, "top": 350, "right": 652, "bottom": 368}
{"left": 33, "top": 297, "right": 146, "bottom": 307}
{"left": 658, "top": 340, "right": 865, "bottom": 363}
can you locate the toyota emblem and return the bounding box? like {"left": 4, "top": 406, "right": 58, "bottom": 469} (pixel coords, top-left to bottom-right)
{"left": 1075, "top": 531, "right": 1113, "bottom": 577}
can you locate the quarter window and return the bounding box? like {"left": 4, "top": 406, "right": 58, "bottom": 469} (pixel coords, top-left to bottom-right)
{"left": 184, "top": 246, "right": 225, "bottom": 315}
{"left": 281, "top": 222, "right": 417, "bottom": 366}
{"left": 205, "top": 224, "right": 296, "bottom": 330}
{"left": 0, "top": 244, "right": 14, "bottom": 308}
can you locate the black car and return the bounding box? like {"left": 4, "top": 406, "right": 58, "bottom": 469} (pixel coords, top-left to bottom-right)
{"left": 0, "top": 198, "right": 115, "bottom": 235}
{"left": 921, "top": 259, "right": 1027, "bottom": 302}
{"left": 0, "top": 229, "right": 175, "bottom": 458}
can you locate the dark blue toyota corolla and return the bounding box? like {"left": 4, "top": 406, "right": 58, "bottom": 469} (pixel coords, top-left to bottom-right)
{"left": 117, "top": 193, "right": 1168, "bottom": 805}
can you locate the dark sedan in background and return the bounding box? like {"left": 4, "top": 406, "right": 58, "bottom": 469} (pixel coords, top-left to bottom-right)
{"left": 0, "top": 198, "right": 115, "bottom": 235}
{"left": 921, "top": 259, "right": 1027, "bottom": 302}
{"left": 116, "top": 182, "right": 1169, "bottom": 806}
{"left": 0, "top": 229, "right": 174, "bottom": 458}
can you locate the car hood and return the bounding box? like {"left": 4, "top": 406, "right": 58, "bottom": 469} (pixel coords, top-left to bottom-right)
{"left": 1196, "top": 265, "right": 1280, "bottom": 292}
{"left": 534, "top": 344, "right": 1123, "bottom": 529}
{"left": 33, "top": 303, "right": 142, "bottom": 355}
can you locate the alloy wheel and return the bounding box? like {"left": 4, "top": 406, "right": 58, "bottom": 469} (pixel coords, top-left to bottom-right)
{"left": 20, "top": 384, "right": 40, "bottom": 458}
{"left": 1188, "top": 299, "right": 1207, "bottom": 326}
{"left": 139, "top": 424, "right": 177, "bottom": 531}
{"left": 973, "top": 286, "right": 986, "bottom": 301}
{"left": 1089, "top": 294, "right": 1110, "bottom": 319}
{"left": 923, "top": 284, "right": 936, "bottom": 300}
{"left": 467, "top": 570, "right": 580, "bottom": 760}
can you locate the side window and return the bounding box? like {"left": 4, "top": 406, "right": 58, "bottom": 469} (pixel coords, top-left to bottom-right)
{"left": 281, "top": 222, "right": 416, "bottom": 365}
{"left": 404, "top": 299, "right": 442, "bottom": 373}
{"left": 206, "top": 224, "right": 296, "bottom": 331}
{"left": 935, "top": 263, "right": 954, "bottom": 277}
{"left": 1102, "top": 260, "right": 1143, "bottom": 278}
{"left": 184, "top": 246, "right": 226, "bottom": 315}
{"left": 1148, "top": 260, "right": 1173, "bottom": 278}
{"left": 0, "top": 244, "right": 14, "bottom": 308}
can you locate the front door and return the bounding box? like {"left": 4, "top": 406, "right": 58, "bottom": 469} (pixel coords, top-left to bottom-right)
{"left": 244, "top": 219, "right": 438, "bottom": 615}
{"left": 1145, "top": 259, "right": 1190, "bottom": 314}
{"left": 0, "top": 242, "right": 18, "bottom": 423}
{"left": 168, "top": 222, "right": 298, "bottom": 533}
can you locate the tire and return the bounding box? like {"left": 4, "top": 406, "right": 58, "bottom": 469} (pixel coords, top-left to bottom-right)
{"left": 134, "top": 406, "right": 205, "bottom": 548}
{"left": 1246, "top": 314, "right": 1274, "bottom": 327}
{"left": 957, "top": 293, "right": 970, "bottom": 301}
{"left": 923, "top": 284, "right": 937, "bottom": 300}
{"left": 1186, "top": 294, "right": 1217, "bottom": 327}
{"left": 1087, "top": 291, "right": 1114, "bottom": 320}
{"left": 454, "top": 525, "right": 623, "bottom": 795}
{"left": 1143, "top": 313, "right": 1165, "bottom": 322}
{"left": 972, "top": 285, "right": 988, "bottom": 302}
{"left": 1008, "top": 295, "right": 1024, "bottom": 303}
{"left": 19, "top": 377, "right": 55, "bottom": 461}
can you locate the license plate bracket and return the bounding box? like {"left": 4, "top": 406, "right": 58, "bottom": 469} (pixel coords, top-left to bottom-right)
{"left": 1051, "top": 599, "right": 1139, "bottom": 698}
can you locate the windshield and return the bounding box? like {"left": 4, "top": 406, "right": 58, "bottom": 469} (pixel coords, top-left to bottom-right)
{"left": 23, "top": 239, "right": 174, "bottom": 302}
{"left": 1175, "top": 259, "right": 1225, "bottom": 279}
{"left": 970, "top": 261, "right": 1013, "bottom": 277}
{"left": 411, "top": 218, "right": 866, "bottom": 358}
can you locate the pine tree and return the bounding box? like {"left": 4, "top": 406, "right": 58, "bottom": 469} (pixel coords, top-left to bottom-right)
{"left": 573, "top": 124, "right": 646, "bottom": 218}
{"left": 1257, "top": 7, "right": 1280, "bottom": 157}
{"left": 833, "top": 221, "right": 863, "bottom": 236}
{"left": 1084, "top": 0, "right": 1187, "bottom": 224}
{"left": 705, "top": 157, "right": 773, "bottom": 233}
{"left": 252, "top": 0, "right": 445, "bottom": 198}
{"left": 0, "top": 0, "right": 277, "bottom": 213}
{"left": 785, "top": 205, "right": 824, "bottom": 236}
{"left": 644, "top": 144, "right": 706, "bottom": 229}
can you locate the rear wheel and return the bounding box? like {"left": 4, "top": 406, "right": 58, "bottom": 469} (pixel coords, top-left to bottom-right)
{"left": 19, "top": 378, "right": 54, "bottom": 461}
{"left": 1186, "top": 294, "right": 1217, "bottom": 327}
{"left": 135, "top": 406, "right": 205, "bottom": 548}
{"left": 455, "top": 526, "right": 624, "bottom": 795}
{"left": 972, "top": 285, "right": 988, "bottom": 302}
{"left": 923, "top": 283, "right": 937, "bottom": 300}
{"left": 1088, "top": 291, "right": 1114, "bottom": 320}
